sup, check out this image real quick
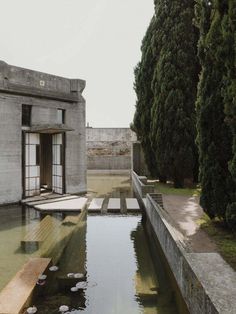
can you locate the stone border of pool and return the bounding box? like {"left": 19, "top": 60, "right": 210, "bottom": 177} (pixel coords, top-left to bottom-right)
{"left": 132, "top": 171, "right": 236, "bottom": 314}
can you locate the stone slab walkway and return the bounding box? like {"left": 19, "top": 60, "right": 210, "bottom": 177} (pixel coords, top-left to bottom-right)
{"left": 34, "top": 197, "right": 88, "bottom": 212}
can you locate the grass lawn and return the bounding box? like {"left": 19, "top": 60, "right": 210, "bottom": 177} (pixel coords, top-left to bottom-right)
{"left": 198, "top": 214, "right": 236, "bottom": 271}
{"left": 154, "top": 181, "right": 201, "bottom": 197}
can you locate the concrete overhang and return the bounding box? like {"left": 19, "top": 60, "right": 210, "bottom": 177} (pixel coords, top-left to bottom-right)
{"left": 29, "top": 124, "right": 74, "bottom": 134}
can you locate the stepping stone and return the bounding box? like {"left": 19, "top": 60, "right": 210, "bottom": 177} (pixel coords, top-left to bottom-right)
{"left": 34, "top": 198, "right": 88, "bottom": 212}
{"left": 107, "top": 198, "right": 121, "bottom": 212}
{"left": 126, "top": 198, "right": 140, "bottom": 212}
{"left": 88, "top": 198, "right": 104, "bottom": 212}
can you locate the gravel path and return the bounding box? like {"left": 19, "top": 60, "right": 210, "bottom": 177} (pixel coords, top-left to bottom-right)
{"left": 162, "top": 194, "right": 217, "bottom": 253}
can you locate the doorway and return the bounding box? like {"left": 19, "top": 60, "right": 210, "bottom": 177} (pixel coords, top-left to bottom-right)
{"left": 23, "top": 132, "right": 65, "bottom": 198}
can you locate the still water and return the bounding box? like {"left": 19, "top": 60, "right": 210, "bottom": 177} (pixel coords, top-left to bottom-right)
{"left": 0, "top": 173, "right": 180, "bottom": 313}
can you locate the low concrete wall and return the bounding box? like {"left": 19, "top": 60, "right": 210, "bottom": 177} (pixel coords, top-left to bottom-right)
{"left": 145, "top": 194, "right": 236, "bottom": 314}
{"left": 132, "top": 171, "right": 155, "bottom": 198}
{"left": 87, "top": 156, "right": 131, "bottom": 170}
{"left": 86, "top": 128, "right": 137, "bottom": 170}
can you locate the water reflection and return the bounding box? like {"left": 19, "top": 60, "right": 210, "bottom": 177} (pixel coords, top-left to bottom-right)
{"left": 0, "top": 174, "right": 179, "bottom": 314}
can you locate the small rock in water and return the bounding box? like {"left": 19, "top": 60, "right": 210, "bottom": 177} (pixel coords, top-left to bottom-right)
{"left": 36, "top": 280, "right": 46, "bottom": 286}
{"left": 49, "top": 265, "right": 59, "bottom": 272}
{"left": 75, "top": 281, "right": 87, "bottom": 289}
{"left": 27, "top": 306, "right": 37, "bottom": 314}
{"left": 70, "top": 286, "right": 79, "bottom": 292}
{"left": 74, "top": 273, "right": 83, "bottom": 279}
{"left": 67, "top": 273, "right": 74, "bottom": 278}
{"left": 59, "top": 305, "right": 69, "bottom": 312}
{"left": 38, "top": 274, "right": 47, "bottom": 280}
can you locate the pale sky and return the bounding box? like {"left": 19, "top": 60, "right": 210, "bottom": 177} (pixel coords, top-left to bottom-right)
{"left": 0, "top": 0, "right": 154, "bottom": 127}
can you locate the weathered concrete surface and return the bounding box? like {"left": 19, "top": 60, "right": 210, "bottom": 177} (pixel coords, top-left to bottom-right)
{"left": 0, "top": 257, "right": 51, "bottom": 314}
{"left": 107, "top": 198, "right": 121, "bottom": 211}
{"left": 186, "top": 253, "right": 236, "bottom": 314}
{"left": 162, "top": 194, "right": 217, "bottom": 253}
{"left": 126, "top": 198, "right": 140, "bottom": 210}
{"left": 34, "top": 197, "right": 88, "bottom": 212}
{"left": 88, "top": 198, "right": 104, "bottom": 211}
{"left": 0, "top": 100, "right": 22, "bottom": 204}
{"left": 132, "top": 171, "right": 155, "bottom": 198}
{"left": 86, "top": 128, "right": 136, "bottom": 170}
{"left": 0, "top": 61, "right": 86, "bottom": 204}
{"left": 145, "top": 194, "right": 236, "bottom": 314}
{"left": 88, "top": 155, "right": 131, "bottom": 170}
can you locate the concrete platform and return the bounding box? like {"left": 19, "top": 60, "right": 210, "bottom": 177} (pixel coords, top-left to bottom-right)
{"left": 25, "top": 195, "right": 79, "bottom": 206}
{"left": 88, "top": 198, "right": 104, "bottom": 212}
{"left": 126, "top": 198, "right": 140, "bottom": 211}
{"left": 107, "top": 198, "right": 121, "bottom": 212}
{"left": 0, "top": 258, "right": 51, "bottom": 314}
{"left": 21, "top": 193, "right": 70, "bottom": 204}
{"left": 34, "top": 197, "right": 88, "bottom": 212}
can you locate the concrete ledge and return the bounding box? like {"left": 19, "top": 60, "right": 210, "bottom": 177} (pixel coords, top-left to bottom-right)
{"left": 87, "top": 169, "right": 131, "bottom": 175}
{"left": 145, "top": 194, "right": 236, "bottom": 314}
{"left": 0, "top": 258, "right": 51, "bottom": 314}
{"left": 132, "top": 171, "right": 155, "bottom": 198}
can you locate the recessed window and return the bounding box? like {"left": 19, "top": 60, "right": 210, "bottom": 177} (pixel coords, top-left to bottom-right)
{"left": 57, "top": 109, "right": 65, "bottom": 124}
{"left": 22, "top": 105, "right": 32, "bottom": 126}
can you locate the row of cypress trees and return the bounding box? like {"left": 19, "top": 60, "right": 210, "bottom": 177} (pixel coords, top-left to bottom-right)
{"left": 132, "top": 0, "right": 236, "bottom": 229}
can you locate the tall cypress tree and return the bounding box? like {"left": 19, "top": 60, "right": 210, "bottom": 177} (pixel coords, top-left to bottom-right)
{"left": 195, "top": 0, "right": 235, "bottom": 222}
{"left": 221, "top": 1, "right": 236, "bottom": 228}
{"left": 150, "top": 0, "right": 199, "bottom": 187}
{"left": 133, "top": 16, "right": 159, "bottom": 176}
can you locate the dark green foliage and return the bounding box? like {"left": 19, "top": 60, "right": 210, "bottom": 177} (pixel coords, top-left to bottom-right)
{"left": 150, "top": 0, "right": 199, "bottom": 187}
{"left": 133, "top": 16, "right": 159, "bottom": 176}
{"left": 195, "top": 0, "right": 236, "bottom": 224}
{"left": 222, "top": 1, "right": 236, "bottom": 228}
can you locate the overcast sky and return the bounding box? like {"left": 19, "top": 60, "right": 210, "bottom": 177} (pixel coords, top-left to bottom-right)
{"left": 0, "top": 0, "right": 154, "bottom": 127}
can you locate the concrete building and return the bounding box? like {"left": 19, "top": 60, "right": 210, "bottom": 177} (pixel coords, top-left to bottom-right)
{"left": 86, "top": 127, "right": 137, "bottom": 170}
{"left": 0, "top": 61, "right": 86, "bottom": 204}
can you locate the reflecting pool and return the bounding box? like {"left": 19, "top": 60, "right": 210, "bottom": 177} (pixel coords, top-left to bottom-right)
{"left": 0, "top": 173, "right": 184, "bottom": 313}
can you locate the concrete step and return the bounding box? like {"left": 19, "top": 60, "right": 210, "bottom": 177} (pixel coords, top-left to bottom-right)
{"left": 107, "top": 198, "right": 121, "bottom": 212}
{"left": 88, "top": 198, "right": 104, "bottom": 212}
{"left": 125, "top": 198, "right": 140, "bottom": 212}
{"left": 34, "top": 197, "right": 88, "bottom": 212}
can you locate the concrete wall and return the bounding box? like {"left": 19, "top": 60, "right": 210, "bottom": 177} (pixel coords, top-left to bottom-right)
{"left": 131, "top": 171, "right": 155, "bottom": 198}
{"left": 0, "top": 61, "right": 86, "bottom": 204}
{"left": 86, "top": 128, "right": 137, "bottom": 170}
{"left": 66, "top": 99, "right": 87, "bottom": 194}
{"left": 143, "top": 193, "right": 236, "bottom": 314}
{"left": 0, "top": 99, "right": 22, "bottom": 204}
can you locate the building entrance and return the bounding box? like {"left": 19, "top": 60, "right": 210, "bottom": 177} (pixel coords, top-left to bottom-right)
{"left": 23, "top": 132, "right": 65, "bottom": 198}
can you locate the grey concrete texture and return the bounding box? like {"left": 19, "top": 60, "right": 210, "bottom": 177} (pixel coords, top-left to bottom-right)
{"left": 0, "top": 60, "right": 85, "bottom": 96}
{"left": 132, "top": 171, "right": 155, "bottom": 198}
{"left": 86, "top": 127, "right": 137, "bottom": 170}
{"left": 87, "top": 156, "right": 131, "bottom": 170}
{"left": 0, "top": 99, "right": 22, "bottom": 204}
{"left": 145, "top": 194, "right": 236, "bottom": 314}
{"left": 86, "top": 127, "right": 137, "bottom": 142}
{"left": 0, "top": 61, "right": 87, "bottom": 204}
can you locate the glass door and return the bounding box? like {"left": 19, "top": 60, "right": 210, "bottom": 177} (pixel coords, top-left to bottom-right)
{"left": 52, "top": 133, "right": 64, "bottom": 194}
{"left": 24, "top": 133, "right": 40, "bottom": 197}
